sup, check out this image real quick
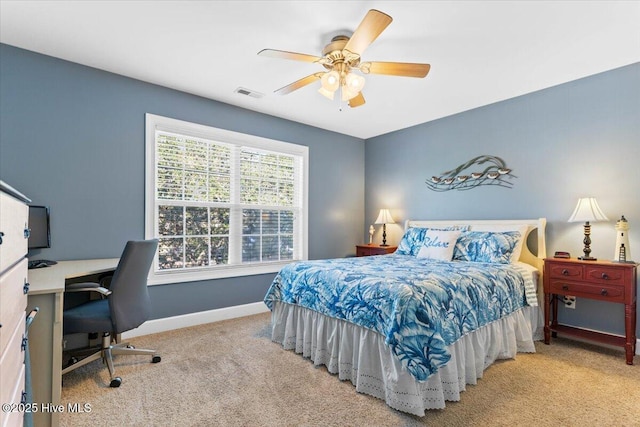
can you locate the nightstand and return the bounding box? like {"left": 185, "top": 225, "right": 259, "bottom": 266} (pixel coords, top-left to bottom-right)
{"left": 356, "top": 244, "right": 397, "bottom": 257}
{"left": 543, "top": 258, "right": 638, "bottom": 364}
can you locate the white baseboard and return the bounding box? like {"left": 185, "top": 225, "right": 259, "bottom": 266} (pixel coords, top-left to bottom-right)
{"left": 121, "top": 302, "right": 270, "bottom": 339}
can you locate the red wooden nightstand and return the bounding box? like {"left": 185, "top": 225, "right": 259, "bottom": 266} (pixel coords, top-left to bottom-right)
{"left": 543, "top": 257, "right": 638, "bottom": 364}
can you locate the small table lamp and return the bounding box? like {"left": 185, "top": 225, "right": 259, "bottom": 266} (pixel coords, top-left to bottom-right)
{"left": 375, "top": 209, "right": 395, "bottom": 246}
{"left": 568, "top": 197, "right": 608, "bottom": 261}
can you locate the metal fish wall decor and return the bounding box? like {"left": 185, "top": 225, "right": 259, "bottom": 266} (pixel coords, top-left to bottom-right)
{"left": 425, "top": 155, "right": 516, "bottom": 192}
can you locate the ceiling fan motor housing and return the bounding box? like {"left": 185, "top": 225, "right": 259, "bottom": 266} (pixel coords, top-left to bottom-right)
{"left": 322, "top": 35, "right": 361, "bottom": 71}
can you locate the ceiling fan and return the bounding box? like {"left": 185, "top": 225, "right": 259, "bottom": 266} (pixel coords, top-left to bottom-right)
{"left": 258, "top": 9, "right": 431, "bottom": 108}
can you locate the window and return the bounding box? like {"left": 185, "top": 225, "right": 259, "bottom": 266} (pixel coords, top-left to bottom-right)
{"left": 145, "top": 114, "right": 308, "bottom": 284}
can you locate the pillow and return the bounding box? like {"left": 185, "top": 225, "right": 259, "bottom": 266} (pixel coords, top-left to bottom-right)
{"left": 416, "top": 230, "right": 461, "bottom": 261}
{"left": 397, "top": 225, "right": 470, "bottom": 256}
{"left": 469, "top": 224, "right": 529, "bottom": 262}
{"left": 453, "top": 230, "right": 523, "bottom": 264}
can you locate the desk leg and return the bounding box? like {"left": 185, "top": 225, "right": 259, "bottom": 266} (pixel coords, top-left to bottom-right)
{"left": 27, "top": 291, "right": 63, "bottom": 427}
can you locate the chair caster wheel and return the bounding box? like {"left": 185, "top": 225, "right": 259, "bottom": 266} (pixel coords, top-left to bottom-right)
{"left": 152, "top": 355, "right": 161, "bottom": 363}
{"left": 110, "top": 377, "right": 122, "bottom": 388}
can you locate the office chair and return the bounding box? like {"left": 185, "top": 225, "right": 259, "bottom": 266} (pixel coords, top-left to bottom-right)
{"left": 62, "top": 239, "right": 160, "bottom": 387}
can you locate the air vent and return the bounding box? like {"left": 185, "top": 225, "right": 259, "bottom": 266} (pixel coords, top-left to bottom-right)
{"left": 234, "top": 87, "right": 264, "bottom": 99}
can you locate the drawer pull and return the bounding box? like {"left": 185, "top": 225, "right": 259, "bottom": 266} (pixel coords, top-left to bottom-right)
{"left": 562, "top": 285, "right": 569, "bottom": 290}
{"left": 0, "top": 231, "right": 4, "bottom": 245}
{"left": 21, "top": 391, "right": 27, "bottom": 405}
{"left": 601, "top": 289, "right": 608, "bottom": 296}
{"left": 562, "top": 269, "right": 569, "bottom": 276}
{"left": 23, "top": 281, "right": 30, "bottom": 294}
{"left": 21, "top": 336, "right": 28, "bottom": 352}
{"left": 601, "top": 273, "right": 609, "bottom": 280}
{"left": 24, "top": 227, "right": 31, "bottom": 239}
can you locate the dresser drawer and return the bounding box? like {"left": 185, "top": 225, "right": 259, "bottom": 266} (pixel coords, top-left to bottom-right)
{"left": 585, "top": 266, "right": 626, "bottom": 285}
{"left": 0, "top": 258, "right": 28, "bottom": 354}
{"left": 0, "top": 191, "right": 29, "bottom": 274}
{"left": 0, "top": 319, "right": 26, "bottom": 410}
{"left": 0, "top": 364, "right": 25, "bottom": 427}
{"left": 548, "top": 263, "right": 583, "bottom": 279}
{"left": 549, "top": 279, "right": 625, "bottom": 303}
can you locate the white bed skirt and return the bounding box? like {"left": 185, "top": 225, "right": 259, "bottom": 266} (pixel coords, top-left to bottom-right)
{"left": 270, "top": 302, "right": 542, "bottom": 416}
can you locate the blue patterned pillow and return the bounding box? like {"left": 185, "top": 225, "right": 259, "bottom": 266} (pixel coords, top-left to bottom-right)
{"left": 397, "top": 225, "right": 470, "bottom": 256}
{"left": 453, "top": 230, "right": 522, "bottom": 264}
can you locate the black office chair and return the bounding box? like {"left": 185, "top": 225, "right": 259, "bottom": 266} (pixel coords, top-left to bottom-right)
{"left": 62, "top": 239, "right": 160, "bottom": 387}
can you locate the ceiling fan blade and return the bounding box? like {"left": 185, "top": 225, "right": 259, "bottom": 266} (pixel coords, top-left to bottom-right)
{"left": 274, "top": 73, "right": 324, "bottom": 95}
{"left": 258, "top": 49, "right": 324, "bottom": 63}
{"left": 343, "top": 9, "right": 392, "bottom": 57}
{"left": 361, "top": 61, "right": 431, "bottom": 78}
{"left": 348, "top": 92, "right": 365, "bottom": 108}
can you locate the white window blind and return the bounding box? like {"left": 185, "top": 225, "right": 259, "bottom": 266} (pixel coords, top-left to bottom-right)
{"left": 145, "top": 114, "right": 308, "bottom": 284}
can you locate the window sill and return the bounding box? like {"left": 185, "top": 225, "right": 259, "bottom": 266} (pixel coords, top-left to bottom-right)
{"left": 147, "top": 261, "right": 296, "bottom": 285}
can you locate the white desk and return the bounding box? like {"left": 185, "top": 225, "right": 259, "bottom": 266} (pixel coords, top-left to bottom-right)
{"left": 27, "top": 259, "right": 118, "bottom": 427}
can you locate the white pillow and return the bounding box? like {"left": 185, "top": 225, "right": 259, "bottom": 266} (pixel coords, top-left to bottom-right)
{"left": 416, "top": 230, "right": 462, "bottom": 261}
{"left": 467, "top": 224, "right": 529, "bottom": 262}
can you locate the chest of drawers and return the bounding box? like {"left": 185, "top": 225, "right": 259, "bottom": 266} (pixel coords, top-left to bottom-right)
{"left": 543, "top": 258, "right": 637, "bottom": 364}
{"left": 0, "top": 183, "right": 30, "bottom": 427}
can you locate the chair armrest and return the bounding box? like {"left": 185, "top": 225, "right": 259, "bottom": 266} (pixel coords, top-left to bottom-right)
{"left": 65, "top": 282, "right": 112, "bottom": 297}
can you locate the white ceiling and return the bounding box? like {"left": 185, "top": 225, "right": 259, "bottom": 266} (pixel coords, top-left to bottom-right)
{"left": 1, "top": 1, "right": 639, "bottom": 139}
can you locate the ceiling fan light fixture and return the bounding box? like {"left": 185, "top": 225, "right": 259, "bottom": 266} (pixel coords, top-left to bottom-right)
{"left": 345, "top": 72, "right": 365, "bottom": 92}
{"left": 320, "top": 70, "right": 340, "bottom": 92}
{"left": 341, "top": 87, "right": 359, "bottom": 102}
{"left": 318, "top": 86, "right": 335, "bottom": 100}
{"left": 340, "top": 72, "right": 365, "bottom": 101}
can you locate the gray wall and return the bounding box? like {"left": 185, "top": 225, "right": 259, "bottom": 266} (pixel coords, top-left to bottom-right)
{"left": 0, "top": 44, "right": 365, "bottom": 319}
{"left": 365, "top": 63, "right": 640, "bottom": 336}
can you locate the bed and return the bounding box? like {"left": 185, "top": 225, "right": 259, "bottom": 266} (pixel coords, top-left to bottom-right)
{"left": 264, "top": 218, "right": 546, "bottom": 416}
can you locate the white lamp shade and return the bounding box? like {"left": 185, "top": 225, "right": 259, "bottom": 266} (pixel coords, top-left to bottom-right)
{"left": 341, "top": 87, "right": 358, "bottom": 102}
{"left": 374, "top": 209, "right": 395, "bottom": 225}
{"left": 320, "top": 70, "right": 340, "bottom": 92}
{"left": 341, "top": 73, "right": 365, "bottom": 101}
{"left": 318, "top": 86, "right": 335, "bottom": 100}
{"left": 568, "top": 197, "right": 609, "bottom": 223}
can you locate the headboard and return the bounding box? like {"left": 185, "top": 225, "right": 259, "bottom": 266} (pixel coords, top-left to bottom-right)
{"left": 404, "top": 218, "right": 547, "bottom": 273}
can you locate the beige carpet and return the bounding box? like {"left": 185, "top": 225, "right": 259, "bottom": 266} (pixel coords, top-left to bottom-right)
{"left": 60, "top": 312, "right": 640, "bottom": 427}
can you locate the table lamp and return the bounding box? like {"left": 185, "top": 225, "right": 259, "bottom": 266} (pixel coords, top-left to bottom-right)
{"left": 375, "top": 209, "right": 395, "bottom": 246}
{"left": 568, "top": 197, "right": 608, "bottom": 261}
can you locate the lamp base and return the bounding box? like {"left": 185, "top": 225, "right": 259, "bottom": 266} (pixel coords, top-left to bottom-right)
{"left": 380, "top": 244, "right": 389, "bottom": 247}
{"left": 578, "top": 256, "right": 598, "bottom": 261}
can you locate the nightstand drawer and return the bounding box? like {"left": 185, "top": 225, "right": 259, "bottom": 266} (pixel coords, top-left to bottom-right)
{"left": 549, "top": 279, "right": 625, "bottom": 303}
{"left": 548, "top": 264, "right": 583, "bottom": 279}
{"left": 585, "top": 266, "right": 626, "bottom": 285}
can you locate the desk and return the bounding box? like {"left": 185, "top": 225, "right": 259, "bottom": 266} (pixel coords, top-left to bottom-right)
{"left": 27, "top": 259, "right": 118, "bottom": 427}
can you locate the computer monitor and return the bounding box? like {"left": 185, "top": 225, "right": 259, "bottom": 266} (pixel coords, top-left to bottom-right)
{"left": 28, "top": 205, "right": 51, "bottom": 249}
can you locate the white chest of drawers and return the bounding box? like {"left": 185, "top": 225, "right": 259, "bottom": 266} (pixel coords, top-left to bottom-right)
{"left": 0, "top": 182, "right": 31, "bottom": 427}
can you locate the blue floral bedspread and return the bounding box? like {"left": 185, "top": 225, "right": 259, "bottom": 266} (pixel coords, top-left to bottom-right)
{"left": 264, "top": 254, "right": 532, "bottom": 381}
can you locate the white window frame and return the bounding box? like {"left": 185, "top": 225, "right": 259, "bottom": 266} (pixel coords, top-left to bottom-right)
{"left": 145, "top": 113, "right": 308, "bottom": 285}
